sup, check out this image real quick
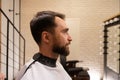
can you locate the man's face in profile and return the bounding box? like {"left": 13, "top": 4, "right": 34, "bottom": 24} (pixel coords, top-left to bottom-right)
{"left": 52, "top": 17, "right": 72, "bottom": 56}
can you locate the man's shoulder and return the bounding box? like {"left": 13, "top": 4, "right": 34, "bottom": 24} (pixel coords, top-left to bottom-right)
{"left": 25, "top": 59, "right": 35, "bottom": 66}
{"left": 15, "top": 59, "right": 34, "bottom": 80}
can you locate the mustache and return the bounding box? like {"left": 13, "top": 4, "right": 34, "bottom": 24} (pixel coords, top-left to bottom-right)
{"left": 66, "top": 42, "right": 71, "bottom": 46}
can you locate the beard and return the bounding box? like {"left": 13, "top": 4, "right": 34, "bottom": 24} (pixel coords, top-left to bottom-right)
{"left": 52, "top": 44, "right": 70, "bottom": 56}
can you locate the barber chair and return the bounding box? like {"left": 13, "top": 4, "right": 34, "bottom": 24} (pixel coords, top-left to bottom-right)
{"left": 60, "top": 55, "right": 90, "bottom": 80}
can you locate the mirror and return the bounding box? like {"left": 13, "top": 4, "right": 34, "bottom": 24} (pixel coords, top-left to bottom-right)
{"left": 107, "top": 24, "right": 120, "bottom": 73}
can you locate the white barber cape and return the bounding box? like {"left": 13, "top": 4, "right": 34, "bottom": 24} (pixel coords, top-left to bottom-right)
{"left": 15, "top": 59, "right": 72, "bottom": 80}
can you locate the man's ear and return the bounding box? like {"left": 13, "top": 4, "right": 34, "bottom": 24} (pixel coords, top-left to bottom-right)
{"left": 41, "top": 31, "right": 50, "bottom": 43}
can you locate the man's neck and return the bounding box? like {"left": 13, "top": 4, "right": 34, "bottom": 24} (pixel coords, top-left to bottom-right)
{"left": 39, "top": 47, "right": 59, "bottom": 59}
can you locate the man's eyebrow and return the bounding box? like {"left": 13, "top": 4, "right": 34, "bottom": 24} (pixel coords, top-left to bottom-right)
{"left": 63, "top": 28, "right": 69, "bottom": 32}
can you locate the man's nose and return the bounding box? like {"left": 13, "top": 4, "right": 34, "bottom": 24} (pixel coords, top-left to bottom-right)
{"left": 68, "top": 35, "right": 72, "bottom": 41}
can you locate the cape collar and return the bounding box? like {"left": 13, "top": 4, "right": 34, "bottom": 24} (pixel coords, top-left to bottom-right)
{"left": 33, "top": 53, "right": 57, "bottom": 67}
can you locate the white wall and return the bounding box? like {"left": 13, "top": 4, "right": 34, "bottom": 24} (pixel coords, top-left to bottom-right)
{"left": 21, "top": 0, "right": 120, "bottom": 80}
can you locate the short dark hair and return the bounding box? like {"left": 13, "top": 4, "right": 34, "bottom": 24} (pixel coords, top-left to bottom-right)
{"left": 30, "top": 11, "right": 65, "bottom": 45}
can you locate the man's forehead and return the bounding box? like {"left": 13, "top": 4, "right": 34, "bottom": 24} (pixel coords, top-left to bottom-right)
{"left": 55, "top": 17, "right": 67, "bottom": 26}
